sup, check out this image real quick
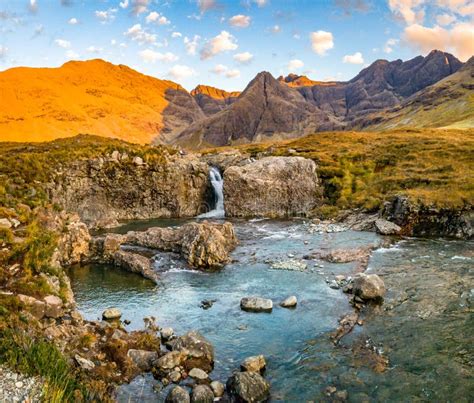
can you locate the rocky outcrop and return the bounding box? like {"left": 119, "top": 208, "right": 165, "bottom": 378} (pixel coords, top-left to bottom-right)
{"left": 49, "top": 153, "right": 210, "bottom": 228}
{"left": 171, "top": 331, "right": 215, "bottom": 372}
{"left": 224, "top": 156, "right": 321, "bottom": 218}
{"left": 113, "top": 250, "right": 159, "bottom": 283}
{"left": 375, "top": 219, "right": 401, "bottom": 235}
{"left": 191, "top": 85, "right": 240, "bottom": 116}
{"left": 125, "top": 221, "right": 237, "bottom": 270}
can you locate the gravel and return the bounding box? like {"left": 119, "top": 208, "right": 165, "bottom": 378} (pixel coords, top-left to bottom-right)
{"left": 0, "top": 366, "right": 42, "bottom": 402}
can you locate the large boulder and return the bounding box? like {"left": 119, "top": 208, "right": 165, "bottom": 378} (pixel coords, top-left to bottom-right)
{"left": 240, "top": 297, "right": 273, "bottom": 313}
{"left": 191, "top": 385, "right": 214, "bottom": 403}
{"left": 241, "top": 355, "right": 266, "bottom": 373}
{"left": 127, "top": 349, "right": 158, "bottom": 371}
{"left": 166, "top": 386, "right": 190, "bottom": 403}
{"left": 126, "top": 221, "right": 237, "bottom": 270}
{"left": 43, "top": 295, "right": 64, "bottom": 318}
{"left": 353, "top": 273, "right": 386, "bottom": 300}
{"left": 226, "top": 371, "right": 270, "bottom": 402}
{"left": 224, "top": 157, "right": 320, "bottom": 218}
{"left": 172, "top": 331, "right": 214, "bottom": 372}
{"left": 375, "top": 219, "right": 401, "bottom": 235}
{"left": 113, "top": 250, "right": 159, "bottom": 283}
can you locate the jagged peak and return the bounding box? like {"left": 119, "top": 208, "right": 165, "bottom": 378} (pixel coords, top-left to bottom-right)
{"left": 191, "top": 84, "right": 240, "bottom": 99}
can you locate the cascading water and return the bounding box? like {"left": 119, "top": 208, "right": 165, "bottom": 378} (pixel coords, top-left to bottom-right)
{"left": 198, "top": 166, "right": 225, "bottom": 218}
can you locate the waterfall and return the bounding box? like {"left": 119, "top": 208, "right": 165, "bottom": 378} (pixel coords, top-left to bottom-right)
{"left": 198, "top": 167, "right": 225, "bottom": 218}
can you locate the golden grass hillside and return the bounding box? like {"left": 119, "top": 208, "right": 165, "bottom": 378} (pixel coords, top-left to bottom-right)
{"left": 0, "top": 59, "right": 188, "bottom": 144}
{"left": 204, "top": 129, "right": 474, "bottom": 213}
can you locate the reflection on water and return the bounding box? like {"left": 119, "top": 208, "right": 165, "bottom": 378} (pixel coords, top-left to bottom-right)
{"left": 69, "top": 220, "right": 474, "bottom": 402}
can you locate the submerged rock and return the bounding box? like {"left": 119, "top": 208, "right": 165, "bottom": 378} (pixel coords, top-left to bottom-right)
{"left": 166, "top": 386, "right": 190, "bottom": 403}
{"left": 353, "top": 273, "right": 386, "bottom": 300}
{"left": 280, "top": 296, "right": 297, "bottom": 308}
{"left": 191, "top": 385, "right": 214, "bottom": 403}
{"left": 241, "top": 355, "right": 266, "bottom": 373}
{"left": 224, "top": 156, "right": 321, "bottom": 218}
{"left": 226, "top": 371, "right": 270, "bottom": 402}
{"left": 375, "top": 219, "right": 401, "bottom": 235}
{"left": 240, "top": 297, "right": 273, "bottom": 313}
{"left": 102, "top": 307, "right": 122, "bottom": 320}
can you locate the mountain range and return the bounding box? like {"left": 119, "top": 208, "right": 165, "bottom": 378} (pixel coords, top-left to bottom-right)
{"left": 0, "top": 50, "right": 472, "bottom": 147}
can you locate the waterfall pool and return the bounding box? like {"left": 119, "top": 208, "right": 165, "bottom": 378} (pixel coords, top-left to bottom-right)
{"left": 69, "top": 219, "right": 474, "bottom": 402}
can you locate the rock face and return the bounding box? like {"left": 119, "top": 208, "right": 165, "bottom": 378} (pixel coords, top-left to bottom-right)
{"left": 125, "top": 221, "right": 238, "bottom": 270}
{"left": 226, "top": 371, "right": 271, "bottom": 403}
{"left": 240, "top": 297, "right": 273, "bottom": 313}
{"left": 50, "top": 154, "right": 210, "bottom": 228}
{"left": 353, "top": 273, "right": 386, "bottom": 300}
{"left": 224, "top": 157, "right": 320, "bottom": 218}
{"left": 191, "top": 85, "right": 240, "bottom": 116}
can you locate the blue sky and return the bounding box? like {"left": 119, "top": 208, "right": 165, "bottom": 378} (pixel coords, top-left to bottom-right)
{"left": 0, "top": 0, "right": 472, "bottom": 91}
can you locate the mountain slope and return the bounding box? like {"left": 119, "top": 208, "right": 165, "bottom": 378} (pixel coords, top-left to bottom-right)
{"left": 0, "top": 59, "right": 204, "bottom": 144}
{"left": 175, "top": 72, "right": 341, "bottom": 148}
{"left": 277, "top": 74, "right": 329, "bottom": 88}
{"left": 358, "top": 56, "right": 474, "bottom": 130}
{"left": 191, "top": 85, "right": 240, "bottom": 116}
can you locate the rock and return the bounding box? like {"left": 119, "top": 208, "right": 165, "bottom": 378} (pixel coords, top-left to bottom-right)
{"left": 226, "top": 371, "right": 270, "bottom": 402}
{"left": 353, "top": 273, "right": 386, "bottom": 300}
{"left": 125, "top": 221, "right": 238, "bottom": 270}
{"left": 18, "top": 294, "right": 45, "bottom": 320}
{"left": 270, "top": 259, "right": 307, "bottom": 271}
{"left": 127, "top": 349, "right": 158, "bottom": 371}
{"left": 188, "top": 368, "right": 208, "bottom": 381}
{"left": 191, "top": 385, "right": 214, "bottom": 403}
{"left": 335, "top": 390, "right": 349, "bottom": 401}
{"left": 111, "top": 150, "right": 121, "bottom": 161}
{"left": 313, "top": 247, "right": 372, "bottom": 263}
{"left": 102, "top": 307, "right": 122, "bottom": 320}
{"left": 161, "top": 327, "right": 175, "bottom": 340}
{"left": 113, "top": 250, "right": 159, "bottom": 283}
{"left": 102, "top": 234, "right": 126, "bottom": 260}
{"left": 169, "top": 370, "right": 182, "bottom": 383}
{"left": 75, "top": 354, "right": 95, "bottom": 370}
{"left": 200, "top": 299, "right": 216, "bottom": 310}
{"left": 133, "top": 156, "right": 144, "bottom": 166}
{"left": 325, "top": 386, "right": 337, "bottom": 395}
{"left": 156, "top": 351, "right": 186, "bottom": 371}
{"left": 223, "top": 156, "right": 321, "bottom": 218}
{"left": 166, "top": 386, "right": 190, "bottom": 403}
{"left": 0, "top": 218, "right": 12, "bottom": 228}
{"left": 241, "top": 355, "right": 266, "bottom": 373}
{"left": 172, "top": 331, "right": 214, "bottom": 372}
{"left": 210, "top": 381, "right": 225, "bottom": 397}
{"left": 280, "top": 296, "right": 297, "bottom": 308}
{"left": 375, "top": 219, "right": 401, "bottom": 235}
{"left": 240, "top": 297, "right": 273, "bottom": 313}
{"left": 43, "top": 295, "right": 64, "bottom": 318}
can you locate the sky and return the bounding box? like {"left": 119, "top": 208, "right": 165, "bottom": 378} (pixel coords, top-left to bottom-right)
{"left": 0, "top": 0, "right": 473, "bottom": 91}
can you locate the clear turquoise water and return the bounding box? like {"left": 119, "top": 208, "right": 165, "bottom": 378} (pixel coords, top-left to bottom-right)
{"left": 68, "top": 220, "right": 474, "bottom": 402}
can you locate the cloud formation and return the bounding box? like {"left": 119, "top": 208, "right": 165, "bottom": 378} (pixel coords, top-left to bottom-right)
{"left": 383, "top": 38, "right": 399, "bottom": 53}
{"left": 287, "top": 59, "right": 304, "bottom": 70}
{"left": 54, "top": 39, "right": 71, "bottom": 49}
{"left": 124, "top": 24, "right": 156, "bottom": 44}
{"left": 0, "top": 45, "right": 8, "bottom": 60}
{"left": 388, "top": 0, "right": 425, "bottom": 24}
{"left": 139, "top": 49, "right": 178, "bottom": 63}
{"left": 184, "top": 35, "right": 201, "bottom": 55}
{"left": 233, "top": 52, "right": 253, "bottom": 64}
{"left": 168, "top": 64, "right": 197, "bottom": 80}
{"left": 198, "top": 0, "right": 217, "bottom": 13}
{"left": 95, "top": 8, "right": 117, "bottom": 24}
{"left": 146, "top": 12, "right": 170, "bottom": 25}
{"left": 211, "top": 64, "right": 240, "bottom": 78}
{"left": 343, "top": 51, "right": 364, "bottom": 64}
{"left": 310, "top": 31, "right": 334, "bottom": 55}
{"left": 229, "top": 15, "right": 251, "bottom": 28}
{"left": 131, "top": 0, "right": 149, "bottom": 15}
{"left": 68, "top": 18, "right": 78, "bottom": 25}
{"left": 200, "top": 31, "right": 238, "bottom": 59}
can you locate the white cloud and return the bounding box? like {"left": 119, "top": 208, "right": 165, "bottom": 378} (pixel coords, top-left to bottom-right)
{"left": 55, "top": 39, "right": 71, "bottom": 49}
{"left": 197, "top": 0, "right": 216, "bottom": 13}
{"left": 287, "top": 59, "right": 304, "bottom": 71}
{"left": 119, "top": 0, "right": 129, "bottom": 9}
{"left": 111, "top": 39, "right": 117, "bottom": 45}
{"left": 404, "top": 22, "right": 474, "bottom": 62}
{"left": 437, "top": 0, "right": 474, "bottom": 16}
{"left": 233, "top": 51, "right": 253, "bottom": 64}
{"left": 211, "top": 64, "right": 240, "bottom": 78}
{"left": 86, "top": 46, "right": 103, "bottom": 53}
{"left": 184, "top": 35, "right": 201, "bottom": 55}
{"left": 310, "top": 31, "right": 334, "bottom": 55}
{"left": 343, "top": 51, "right": 364, "bottom": 64}
{"left": 388, "top": 0, "right": 425, "bottom": 25}
{"left": 168, "top": 64, "right": 197, "bottom": 80}
{"left": 436, "top": 13, "right": 456, "bottom": 26}
{"left": 171, "top": 32, "right": 182, "bottom": 38}
{"left": 29, "top": 0, "right": 38, "bottom": 13}
{"left": 383, "top": 38, "right": 399, "bottom": 53}
{"left": 0, "top": 45, "right": 8, "bottom": 60}
{"left": 66, "top": 50, "right": 79, "bottom": 58}
{"left": 139, "top": 49, "right": 178, "bottom": 63}
{"left": 293, "top": 33, "right": 301, "bottom": 39}
{"left": 95, "top": 8, "right": 117, "bottom": 23}
{"left": 254, "top": 0, "right": 268, "bottom": 6}
{"left": 145, "top": 11, "right": 170, "bottom": 25}
{"left": 200, "top": 30, "right": 238, "bottom": 60}
{"left": 68, "top": 17, "right": 78, "bottom": 25}
{"left": 270, "top": 25, "right": 281, "bottom": 34}
{"left": 124, "top": 24, "right": 156, "bottom": 44}
{"left": 131, "top": 0, "right": 149, "bottom": 15}
{"left": 229, "top": 14, "right": 251, "bottom": 28}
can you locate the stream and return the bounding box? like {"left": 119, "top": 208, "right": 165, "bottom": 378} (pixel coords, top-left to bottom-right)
{"left": 68, "top": 218, "right": 474, "bottom": 402}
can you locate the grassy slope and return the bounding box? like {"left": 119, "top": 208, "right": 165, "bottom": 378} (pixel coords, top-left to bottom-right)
{"left": 204, "top": 129, "right": 474, "bottom": 213}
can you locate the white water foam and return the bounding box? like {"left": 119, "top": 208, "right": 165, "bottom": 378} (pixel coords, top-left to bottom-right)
{"left": 197, "top": 167, "right": 225, "bottom": 219}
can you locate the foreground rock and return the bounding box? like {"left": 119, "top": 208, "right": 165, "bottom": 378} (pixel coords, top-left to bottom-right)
{"left": 172, "top": 331, "right": 215, "bottom": 372}
{"left": 241, "top": 355, "right": 266, "bottom": 373}
{"left": 126, "top": 221, "right": 238, "bottom": 270}
{"left": 375, "top": 219, "right": 401, "bottom": 235}
{"left": 102, "top": 307, "right": 122, "bottom": 320}
{"left": 240, "top": 297, "right": 273, "bottom": 313}
{"left": 224, "top": 156, "right": 321, "bottom": 218}
{"left": 226, "top": 371, "right": 271, "bottom": 402}
{"left": 280, "top": 296, "right": 297, "bottom": 308}
{"left": 166, "top": 386, "right": 190, "bottom": 403}
{"left": 353, "top": 273, "right": 386, "bottom": 300}
{"left": 127, "top": 349, "right": 158, "bottom": 371}
{"left": 191, "top": 385, "right": 214, "bottom": 403}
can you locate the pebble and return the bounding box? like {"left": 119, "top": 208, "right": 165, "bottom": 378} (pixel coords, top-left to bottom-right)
{"left": 0, "top": 366, "right": 42, "bottom": 402}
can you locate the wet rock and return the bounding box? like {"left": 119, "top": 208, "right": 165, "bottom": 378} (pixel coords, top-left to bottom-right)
{"left": 75, "top": 354, "right": 95, "bottom": 370}
{"left": 191, "top": 385, "right": 214, "bottom": 403}
{"left": 226, "top": 371, "right": 270, "bottom": 402}
{"left": 375, "top": 219, "right": 401, "bottom": 235}
{"left": 224, "top": 156, "right": 321, "bottom": 218}
{"left": 313, "top": 247, "right": 372, "bottom": 264}
{"left": 335, "top": 390, "right": 349, "bottom": 401}
{"left": 172, "top": 331, "right": 214, "bottom": 372}
{"left": 240, "top": 297, "right": 273, "bottom": 313}
{"left": 200, "top": 299, "right": 216, "bottom": 310}
{"left": 279, "top": 296, "right": 297, "bottom": 308}
{"left": 270, "top": 259, "right": 307, "bottom": 271}
{"left": 210, "top": 381, "right": 225, "bottom": 397}
{"left": 113, "top": 250, "right": 159, "bottom": 283}
{"left": 102, "top": 307, "right": 122, "bottom": 320}
{"left": 189, "top": 368, "right": 208, "bottom": 381}
{"left": 161, "top": 327, "right": 175, "bottom": 340}
{"left": 332, "top": 313, "right": 359, "bottom": 344}
{"left": 43, "top": 295, "right": 64, "bottom": 318}
{"left": 241, "top": 355, "right": 266, "bottom": 373}
{"left": 353, "top": 273, "right": 386, "bottom": 300}
{"left": 127, "top": 349, "right": 158, "bottom": 371}
{"left": 156, "top": 351, "right": 186, "bottom": 371}
{"left": 166, "top": 386, "right": 190, "bottom": 403}
{"left": 169, "top": 370, "right": 181, "bottom": 383}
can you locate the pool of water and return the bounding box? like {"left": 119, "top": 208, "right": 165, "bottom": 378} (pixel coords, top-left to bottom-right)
{"left": 68, "top": 219, "right": 473, "bottom": 402}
